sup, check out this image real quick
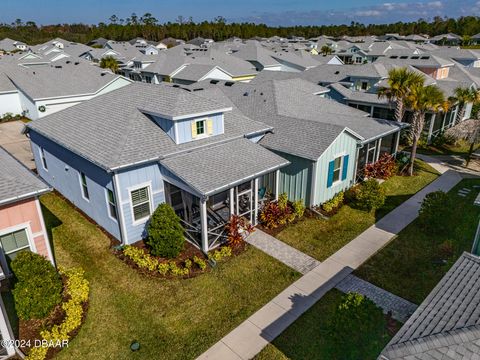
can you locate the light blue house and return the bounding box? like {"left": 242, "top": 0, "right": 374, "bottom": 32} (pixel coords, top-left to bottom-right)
{"left": 27, "top": 80, "right": 402, "bottom": 253}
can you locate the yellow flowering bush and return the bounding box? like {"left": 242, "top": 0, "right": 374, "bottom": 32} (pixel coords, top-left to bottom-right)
{"left": 25, "top": 267, "right": 89, "bottom": 360}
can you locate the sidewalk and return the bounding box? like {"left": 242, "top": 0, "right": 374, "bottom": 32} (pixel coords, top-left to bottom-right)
{"left": 197, "top": 169, "right": 463, "bottom": 360}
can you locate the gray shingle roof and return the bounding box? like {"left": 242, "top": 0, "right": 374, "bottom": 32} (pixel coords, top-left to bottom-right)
{"left": 1, "top": 58, "right": 125, "bottom": 99}
{"left": 0, "top": 147, "right": 51, "bottom": 205}
{"left": 171, "top": 64, "right": 219, "bottom": 82}
{"left": 161, "top": 138, "right": 289, "bottom": 196}
{"left": 380, "top": 252, "right": 480, "bottom": 360}
{"left": 26, "top": 82, "right": 272, "bottom": 171}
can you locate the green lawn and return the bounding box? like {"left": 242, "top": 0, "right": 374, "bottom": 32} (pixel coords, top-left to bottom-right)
{"left": 413, "top": 140, "right": 474, "bottom": 157}
{"left": 254, "top": 290, "right": 394, "bottom": 360}
{"left": 37, "top": 193, "right": 299, "bottom": 360}
{"left": 355, "top": 178, "right": 480, "bottom": 304}
{"left": 276, "top": 160, "right": 439, "bottom": 261}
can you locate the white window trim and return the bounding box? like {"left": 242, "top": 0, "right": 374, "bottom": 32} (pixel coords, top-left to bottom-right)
{"left": 128, "top": 182, "right": 153, "bottom": 226}
{"left": 0, "top": 222, "right": 37, "bottom": 274}
{"left": 194, "top": 118, "right": 209, "bottom": 140}
{"left": 105, "top": 188, "right": 118, "bottom": 223}
{"left": 39, "top": 147, "right": 48, "bottom": 172}
{"left": 79, "top": 172, "right": 90, "bottom": 202}
{"left": 331, "top": 152, "right": 347, "bottom": 186}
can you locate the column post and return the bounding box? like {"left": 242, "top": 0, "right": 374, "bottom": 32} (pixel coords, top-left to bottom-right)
{"left": 200, "top": 197, "right": 209, "bottom": 253}
{"left": 254, "top": 178, "right": 259, "bottom": 225}
{"left": 229, "top": 187, "right": 235, "bottom": 217}
{"left": 274, "top": 169, "right": 280, "bottom": 201}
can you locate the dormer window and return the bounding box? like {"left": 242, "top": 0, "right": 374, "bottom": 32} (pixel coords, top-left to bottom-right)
{"left": 196, "top": 119, "right": 206, "bottom": 136}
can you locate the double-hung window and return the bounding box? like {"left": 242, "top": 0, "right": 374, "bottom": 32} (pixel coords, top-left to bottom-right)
{"left": 40, "top": 148, "right": 48, "bottom": 170}
{"left": 107, "top": 189, "right": 118, "bottom": 220}
{"left": 0, "top": 229, "right": 30, "bottom": 263}
{"left": 130, "top": 186, "right": 151, "bottom": 222}
{"left": 80, "top": 172, "right": 89, "bottom": 200}
{"left": 332, "top": 156, "right": 342, "bottom": 183}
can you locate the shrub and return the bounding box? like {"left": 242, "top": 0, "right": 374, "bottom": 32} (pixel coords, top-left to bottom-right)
{"left": 225, "top": 215, "right": 254, "bottom": 247}
{"left": 259, "top": 193, "right": 301, "bottom": 229}
{"left": 146, "top": 203, "right": 185, "bottom": 258}
{"left": 350, "top": 179, "right": 385, "bottom": 211}
{"left": 26, "top": 267, "right": 89, "bottom": 360}
{"left": 321, "top": 191, "right": 344, "bottom": 213}
{"left": 292, "top": 200, "right": 306, "bottom": 219}
{"left": 209, "top": 246, "right": 233, "bottom": 261}
{"left": 193, "top": 255, "right": 207, "bottom": 270}
{"left": 11, "top": 252, "right": 63, "bottom": 320}
{"left": 438, "top": 240, "right": 455, "bottom": 259}
{"left": 326, "top": 292, "right": 387, "bottom": 360}
{"left": 123, "top": 246, "right": 158, "bottom": 271}
{"left": 432, "top": 132, "right": 455, "bottom": 147}
{"left": 363, "top": 153, "right": 397, "bottom": 180}
{"left": 419, "top": 191, "right": 458, "bottom": 235}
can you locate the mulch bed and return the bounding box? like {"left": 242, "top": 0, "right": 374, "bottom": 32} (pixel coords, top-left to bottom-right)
{"left": 18, "top": 275, "right": 89, "bottom": 359}
{"left": 257, "top": 209, "right": 320, "bottom": 237}
{"left": 113, "top": 240, "right": 248, "bottom": 279}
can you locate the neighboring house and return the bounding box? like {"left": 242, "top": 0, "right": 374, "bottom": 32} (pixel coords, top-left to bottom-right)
{"left": 379, "top": 252, "right": 480, "bottom": 360}
{"left": 0, "top": 38, "right": 27, "bottom": 53}
{"left": 0, "top": 147, "right": 55, "bottom": 359}
{"left": 0, "top": 147, "right": 54, "bottom": 271}
{"left": 26, "top": 83, "right": 289, "bottom": 253}
{"left": 0, "top": 59, "right": 132, "bottom": 119}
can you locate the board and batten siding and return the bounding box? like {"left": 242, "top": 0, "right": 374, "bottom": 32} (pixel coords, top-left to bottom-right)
{"left": 175, "top": 113, "right": 224, "bottom": 144}
{"left": 29, "top": 131, "right": 121, "bottom": 239}
{"left": 116, "top": 163, "right": 165, "bottom": 244}
{"left": 314, "top": 130, "right": 358, "bottom": 205}
{"left": 267, "top": 151, "right": 313, "bottom": 206}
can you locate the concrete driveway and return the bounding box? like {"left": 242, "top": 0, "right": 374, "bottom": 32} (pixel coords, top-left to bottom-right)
{"left": 0, "top": 120, "right": 35, "bottom": 169}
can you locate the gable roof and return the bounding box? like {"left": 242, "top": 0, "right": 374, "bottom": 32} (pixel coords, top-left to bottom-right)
{"left": 26, "top": 82, "right": 272, "bottom": 171}
{"left": 1, "top": 58, "right": 126, "bottom": 100}
{"left": 380, "top": 252, "right": 480, "bottom": 360}
{"left": 0, "top": 147, "right": 51, "bottom": 206}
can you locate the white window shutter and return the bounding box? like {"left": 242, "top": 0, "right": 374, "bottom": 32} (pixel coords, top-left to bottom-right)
{"left": 191, "top": 121, "right": 197, "bottom": 138}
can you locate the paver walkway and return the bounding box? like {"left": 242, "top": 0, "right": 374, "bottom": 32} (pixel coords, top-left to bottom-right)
{"left": 335, "top": 274, "right": 418, "bottom": 323}
{"left": 197, "top": 169, "right": 463, "bottom": 360}
{"left": 246, "top": 230, "right": 320, "bottom": 274}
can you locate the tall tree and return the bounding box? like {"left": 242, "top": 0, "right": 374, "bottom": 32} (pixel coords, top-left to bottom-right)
{"left": 406, "top": 84, "right": 445, "bottom": 175}
{"left": 377, "top": 67, "right": 425, "bottom": 122}
{"left": 452, "top": 87, "right": 480, "bottom": 124}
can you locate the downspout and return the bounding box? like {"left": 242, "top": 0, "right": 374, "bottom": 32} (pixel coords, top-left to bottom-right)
{"left": 112, "top": 172, "right": 128, "bottom": 245}
{"left": 310, "top": 161, "right": 318, "bottom": 207}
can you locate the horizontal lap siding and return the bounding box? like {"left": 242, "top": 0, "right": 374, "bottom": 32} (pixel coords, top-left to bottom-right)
{"left": 30, "top": 131, "right": 121, "bottom": 240}
{"left": 117, "top": 163, "right": 165, "bottom": 244}
{"left": 315, "top": 131, "right": 358, "bottom": 205}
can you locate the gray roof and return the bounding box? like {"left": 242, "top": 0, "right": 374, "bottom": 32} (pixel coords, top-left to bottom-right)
{"left": 171, "top": 64, "right": 219, "bottom": 82}
{"left": 0, "top": 147, "right": 51, "bottom": 205}
{"left": 161, "top": 138, "right": 289, "bottom": 196}
{"left": 380, "top": 252, "right": 480, "bottom": 360}
{"left": 1, "top": 59, "right": 125, "bottom": 99}
{"left": 27, "top": 82, "right": 272, "bottom": 171}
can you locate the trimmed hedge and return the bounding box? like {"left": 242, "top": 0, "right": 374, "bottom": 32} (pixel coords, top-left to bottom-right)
{"left": 26, "top": 267, "right": 89, "bottom": 360}
{"left": 11, "top": 252, "right": 62, "bottom": 320}
{"left": 146, "top": 203, "right": 185, "bottom": 258}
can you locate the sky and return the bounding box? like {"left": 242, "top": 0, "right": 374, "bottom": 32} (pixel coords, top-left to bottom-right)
{"left": 1, "top": 0, "right": 480, "bottom": 26}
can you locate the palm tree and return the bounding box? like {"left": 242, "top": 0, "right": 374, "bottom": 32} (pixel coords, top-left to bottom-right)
{"left": 99, "top": 56, "right": 119, "bottom": 73}
{"left": 451, "top": 87, "right": 480, "bottom": 125}
{"left": 406, "top": 84, "right": 445, "bottom": 175}
{"left": 320, "top": 45, "right": 333, "bottom": 55}
{"left": 377, "top": 67, "right": 425, "bottom": 123}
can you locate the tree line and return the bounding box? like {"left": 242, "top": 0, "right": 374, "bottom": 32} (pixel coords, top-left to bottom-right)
{"left": 2, "top": 15, "right": 480, "bottom": 45}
